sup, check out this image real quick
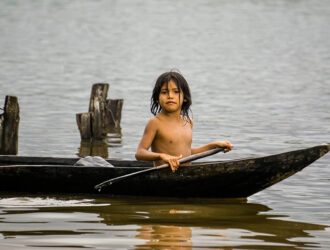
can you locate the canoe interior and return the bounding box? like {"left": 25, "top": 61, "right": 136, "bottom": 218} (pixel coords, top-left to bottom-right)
{"left": 0, "top": 155, "right": 153, "bottom": 167}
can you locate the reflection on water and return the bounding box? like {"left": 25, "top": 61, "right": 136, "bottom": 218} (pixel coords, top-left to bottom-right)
{"left": 78, "top": 140, "right": 109, "bottom": 158}
{"left": 137, "top": 225, "right": 193, "bottom": 249}
{"left": 106, "top": 127, "right": 123, "bottom": 148}
{"left": 78, "top": 128, "right": 122, "bottom": 158}
{"left": 0, "top": 195, "right": 328, "bottom": 249}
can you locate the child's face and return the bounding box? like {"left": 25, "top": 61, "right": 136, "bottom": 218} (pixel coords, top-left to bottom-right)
{"left": 158, "top": 80, "right": 184, "bottom": 114}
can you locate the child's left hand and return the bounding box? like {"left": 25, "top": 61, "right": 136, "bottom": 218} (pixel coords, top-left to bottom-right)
{"left": 214, "top": 141, "right": 233, "bottom": 153}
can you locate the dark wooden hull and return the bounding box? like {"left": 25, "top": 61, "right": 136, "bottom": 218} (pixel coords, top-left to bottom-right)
{"left": 0, "top": 144, "right": 329, "bottom": 198}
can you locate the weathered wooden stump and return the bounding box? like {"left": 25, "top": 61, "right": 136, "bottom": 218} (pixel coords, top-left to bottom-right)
{"left": 89, "top": 83, "right": 109, "bottom": 140}
{"left": 76, "top": 83, "right": 123, "bottom": 142}
{"left": 76, "top": 112, "right": 92, "bottom": 140}
{"left": 106, "top": 99, "right": 123, "bottom": 129}
{"left": 0, "top": 96, "right": 20, "bottom": 155}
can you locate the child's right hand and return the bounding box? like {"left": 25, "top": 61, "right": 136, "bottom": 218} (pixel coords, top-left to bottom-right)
{"left": 160, "top": 153, "right": 183, "bottom": 172}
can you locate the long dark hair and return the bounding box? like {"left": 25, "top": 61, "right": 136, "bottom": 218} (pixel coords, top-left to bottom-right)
{"left": 151, "top": 71, "right": 192, "bottom": 122}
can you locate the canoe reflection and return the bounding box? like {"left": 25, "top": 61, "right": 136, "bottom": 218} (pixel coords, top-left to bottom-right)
{"left": 96, "top": 197, "right": 326, "bottom": 249}
{"left": 0, "top": 195, "right": 327, "bottom": 249}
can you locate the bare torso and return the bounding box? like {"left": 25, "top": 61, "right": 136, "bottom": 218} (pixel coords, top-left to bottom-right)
{"left": 151, "top": 115, "right": 192, "bottom": 166}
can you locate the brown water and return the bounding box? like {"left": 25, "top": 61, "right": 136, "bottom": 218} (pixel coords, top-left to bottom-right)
{"left": 0, "top": 195, "right": 328, "bottom": 249}
{"left": 1, "top": 0, "right": 330, "bottom": 249}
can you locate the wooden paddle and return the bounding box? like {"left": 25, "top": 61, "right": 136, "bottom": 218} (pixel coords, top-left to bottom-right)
{"left": 94, "top": 147, "right": 225, "bottom": 192}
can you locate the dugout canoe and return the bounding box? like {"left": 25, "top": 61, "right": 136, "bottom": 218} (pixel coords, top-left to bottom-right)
{"left": 0, "top": 144, "right": 329, "bottom": 198}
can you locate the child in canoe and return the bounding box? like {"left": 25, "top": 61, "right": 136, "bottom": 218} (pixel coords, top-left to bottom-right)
{"left": 135, "top": 71, "right": 232, "bottom": 172}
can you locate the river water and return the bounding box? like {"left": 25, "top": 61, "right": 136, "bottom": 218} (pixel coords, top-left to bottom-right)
{"left": 1, "top": 0, "right": 330, "bottom": 249}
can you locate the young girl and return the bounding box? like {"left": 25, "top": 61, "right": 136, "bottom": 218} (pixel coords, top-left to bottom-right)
{"left": 135, "top": 71, "right": 232, "bottom": 172}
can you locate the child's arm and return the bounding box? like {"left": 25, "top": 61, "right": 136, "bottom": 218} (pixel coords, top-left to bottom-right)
{"left": 191, "top": 141, "right": 233, "bottom": 154}
{"left": 189, "top": 120, "right": 232, "bottom": 155}
{"left": 135, "top": 118, "right": 182, "bottom": 171}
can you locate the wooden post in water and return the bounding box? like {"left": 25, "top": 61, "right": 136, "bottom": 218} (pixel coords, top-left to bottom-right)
{"left": 106, "top": 99, "right": 123, "bottom": 129}
{"left": 0, "top": 96, "right": 20, "bottom": 155}
{"left": 76, "top": 112, "right": 92, "bottom": 140}
{"left": 89, "top": 83, "right": 109, "bottom": 140}
{"left": 76, "top": 83, "right": 123, "bottom": 142}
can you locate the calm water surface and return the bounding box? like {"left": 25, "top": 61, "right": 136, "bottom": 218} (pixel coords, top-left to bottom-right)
{"left": 0, "top": 195, "right": 329, "bottom": 249}
{"left": 0, "top": 0, "right": 330, "bottom": 249}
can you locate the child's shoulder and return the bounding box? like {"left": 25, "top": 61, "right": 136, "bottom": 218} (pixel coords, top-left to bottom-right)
{"left": 142, "top": 117, "right": 161, "bottom": 135}
{"left": 145, "top": 116, "right": 161, "bottom": 128}
{"left": 149, "top": 116, "right": 160, "bottom": 124}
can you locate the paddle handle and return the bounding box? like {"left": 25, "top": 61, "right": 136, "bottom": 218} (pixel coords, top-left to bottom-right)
{"left": 94, "top": 147, "right": 224, "bottom": 191}
{"left": 177, "top": 147, "right": 225, "bottom": 165}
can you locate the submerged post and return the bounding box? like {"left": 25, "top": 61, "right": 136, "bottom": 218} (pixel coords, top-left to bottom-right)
{"left": 76, "top": 112, "right": 92, "bottom": 140}
{"left": 76, "top": 83, "right": 123, "bottom": 142}
{"left": 0, "top": 96, "right": 20, "bottom": 155}
{"left": 106, "top": 99, "right": 123, "bottom": 129}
